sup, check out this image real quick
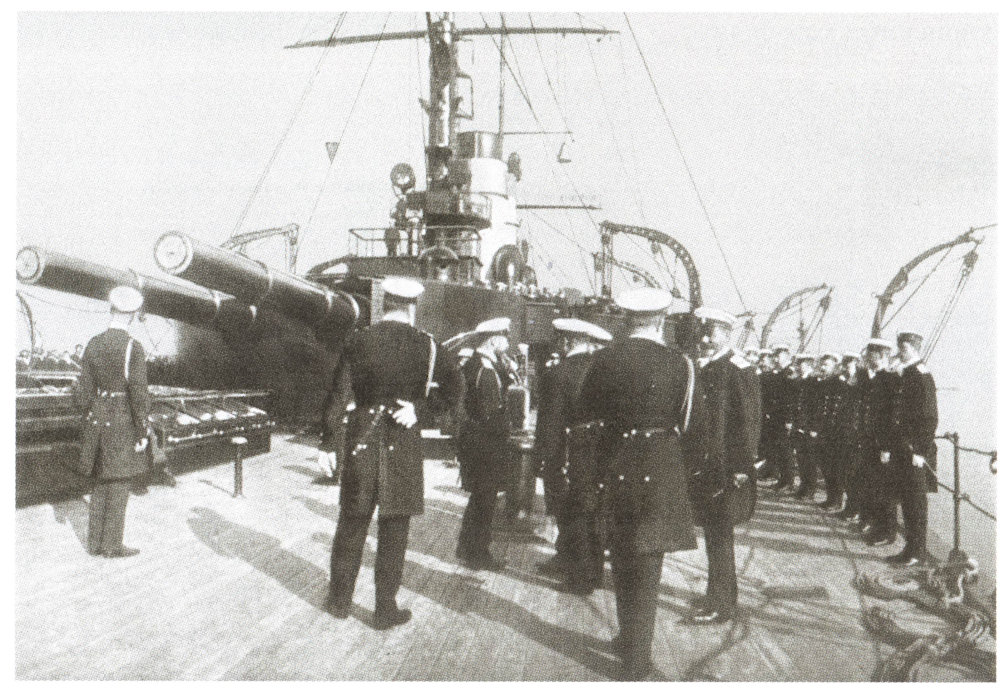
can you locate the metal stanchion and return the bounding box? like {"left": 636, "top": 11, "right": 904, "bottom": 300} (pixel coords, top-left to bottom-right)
{"left": 232, "top": 436, "right": 248, "bottom": 497}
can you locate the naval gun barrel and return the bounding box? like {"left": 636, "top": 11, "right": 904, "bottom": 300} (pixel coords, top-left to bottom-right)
{"left": 16, "top": 245, "right": 261, "bottom": 332}
{"left": 154, "top": 232, "right": 357, "bottom": 334}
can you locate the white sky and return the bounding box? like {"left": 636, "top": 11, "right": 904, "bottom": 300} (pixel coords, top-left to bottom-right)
{"left": 15, "top": 11, "right": 997, "bottom": 449}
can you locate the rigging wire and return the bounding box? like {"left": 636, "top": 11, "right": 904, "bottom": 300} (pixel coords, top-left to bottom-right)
{"left": 484, "top": 13, "right": 597, "bottom": 293}
{"left": 881, "top": 246, "right": 956, "bottom": 329}
{"left": 575, "top": 13, "right": 648, "bottom": 225}
{"left": 229, "top": 12, "right": 346, "bottom": 242}
{"left": 623, "top": 13, "right": 749, "bottom": 312}
{"left": 299, "top": 12, "right": 392, "bottom": 257}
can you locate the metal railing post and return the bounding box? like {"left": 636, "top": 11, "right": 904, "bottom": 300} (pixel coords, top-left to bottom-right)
{"left": 951, "top": 432, "right": 961, "bottom": 557}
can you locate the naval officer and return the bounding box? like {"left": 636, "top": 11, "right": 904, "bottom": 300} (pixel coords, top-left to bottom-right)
{"left": 577, "top": 288, "right": 699, "bottom": 681}
{"left": 455, "top": 317, "right": 514, "bottom": 571}
{"left": 532, "top": 317, "right": 611, "bottom": 592}
{"left": 882, "top": 331, "right": 938, "bottom": 566}
{"left": 321, "top": 277, "right": 464, "bottom": 628}
{"left": 74, "top": 285, "right": 153, "bottom": 558}
{"left": 686, "top": 307, "right": 762, "bottom": 624}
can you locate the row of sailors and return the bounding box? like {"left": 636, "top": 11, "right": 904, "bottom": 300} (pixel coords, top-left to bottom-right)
{"left": 750, "top": 339, "right": 938, "bottom": 560}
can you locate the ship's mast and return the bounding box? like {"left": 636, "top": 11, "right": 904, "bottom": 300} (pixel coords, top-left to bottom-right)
{"left": 425, "top": 12, "right": 457, "bottom": 193}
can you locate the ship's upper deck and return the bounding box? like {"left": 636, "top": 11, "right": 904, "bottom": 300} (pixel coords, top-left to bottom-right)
{"left": 15, "top": 432, "right": 995, "bottom": 681}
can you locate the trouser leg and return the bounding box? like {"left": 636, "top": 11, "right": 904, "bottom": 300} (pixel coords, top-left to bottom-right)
{"left": 897, "top": 461, "right": 928, "bottom": 555}
{"left": 329, "top": 504, "right": 376, "bottom": 607}
{"left": 796, "top": 436, "right": 818, "bottom": 493}
{"left": 869, "top": 457, "right": 899, "bottom": 538}
{"left": 374, "top": 514, "right": 411, "bottom": 612}
{"left": 614, "top": 548, "right": 663, "bottom": 680}
{"left": 774, "top": 433, "right": 793, "bottom": 487}
{"left": 99, "top": 480, "right": 131, "bottom": 554}
{"left": 703, "top": 513, "right": 737, "bottom": 615}
{"left": 554, "top": 508, "right": 572, "bottom": 562}
{"left": 822, "top": 438, "right": 843, "bottom": 503}
{"left": 87, "top": 482, "right": 110, "bottom": 554}
{"left": 458, "top": 485, "right": 498, "bottom": 559}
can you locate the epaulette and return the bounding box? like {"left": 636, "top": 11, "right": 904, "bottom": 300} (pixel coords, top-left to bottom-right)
{"left": 916, "top": 362, "right": 930, "bottom": 374}
{"left": 729, "top": 352, "right": 752, "bottom": 369}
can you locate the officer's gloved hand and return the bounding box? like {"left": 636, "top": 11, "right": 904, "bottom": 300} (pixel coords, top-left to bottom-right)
{"left": 880, "top": 450, "right": 891, "bottom": 464}
{"left": 134, "top": 437, "right": 149, "bottom": 453}
{"left": 912, "top": 454, "right": 926, "bottom": 468}
{"left": 317, "top": 451, "right": 337, "bottom": 477}
{"left": 733, "top": 473, "right": 749, "bottom": 488}
{"left": 809, "top": 430, "right": 818, "bottom": 438}
{"left": 393, "top": 400, "right": 418, "bottom": 429}
{"left": 784, "top": 423, "right": 793, "bottom": 431}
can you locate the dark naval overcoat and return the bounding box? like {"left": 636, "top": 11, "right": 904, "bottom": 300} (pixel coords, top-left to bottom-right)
{"left": 686, "top": 349, "right": 763, "bottom": 526}
{"left": 74, "top": 328, "right": 152, "bottom": 480}
{"left": 321, "top": 320, "right": 464, "bottom": 517}
{"left": 577, "top": 337, "right": 701, "bottom": 555}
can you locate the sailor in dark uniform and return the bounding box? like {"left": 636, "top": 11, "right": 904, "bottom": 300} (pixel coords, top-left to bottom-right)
{"left": 834, "top": 352, "right": 861, "bottom": 520}
{"left": 74, "top": 286, "right": 152, "bottom": 558}
{"left": 686, "top": 307, "right": 762, "bottom": 625}
{"left": 791, "top": 353, "right": 822, "bottom": 500}
{"left": 768, "top": 344, "right": 796, "bottom": 492}
{"left": 755, "top": 349, "right": 776, "bottom": 482}
{"left": 577, "top": 288, "right": 699, "bottom": 681}
{"left": 816, "top": 352, "right": 845, "bottom": 510}
{"left": 855, "top": 338, "right": 898, "bottom": 546}
{"left": 456, "top": 317, "right": 513, "bottom": 571}
{"left": 532, "top": 318, "right": 611, "bottom": 592}
{"left": 881, "top": 331, "right": 938, "bottom": 566}
{"left": 321, "top": 277, "right": 464, "bottom": 628}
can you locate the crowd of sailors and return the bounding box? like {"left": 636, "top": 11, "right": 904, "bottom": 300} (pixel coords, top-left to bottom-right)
{"left": 69, "top": 281, "right": 939, "bottom": 681}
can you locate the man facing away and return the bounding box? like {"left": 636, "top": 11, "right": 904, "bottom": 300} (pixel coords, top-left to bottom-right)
{"left": 685, "top": 307, "right": 762, "bottom": 625}
{"left": 321, "top": 277, "right": 464, "bottom": 628}
{"left": 532, "top": 318, "right": 611, "bottom": 593}
{"left": 881, "top": 331, "right": 938, "bottom": 567}
{"left": 455, "top": 317, "right": 514, "bottom": 571}
{"left": 74, "top": 285, "right": 152, "bottom": 558}
{"left": 577, "top": 288, "right": 700, "bottom": 681}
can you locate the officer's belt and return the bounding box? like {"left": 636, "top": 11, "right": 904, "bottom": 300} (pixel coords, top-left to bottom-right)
{"left": 618, "top": 426, "right": 679, "bottom": 440}
{"left": 565, "top": 420, "right": 603, "bottom": 435}
{"left": 96, "top": 390, "right": 126, "bottom": 398}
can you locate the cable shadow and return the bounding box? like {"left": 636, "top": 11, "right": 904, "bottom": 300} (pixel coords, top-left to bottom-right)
{"left": 187, "top": 506, "right": 328, "bottom": 609}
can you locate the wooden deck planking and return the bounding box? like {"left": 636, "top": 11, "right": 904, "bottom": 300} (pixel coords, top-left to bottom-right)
{"left": 16, "top": 433, "right": 994, "bottom": 681}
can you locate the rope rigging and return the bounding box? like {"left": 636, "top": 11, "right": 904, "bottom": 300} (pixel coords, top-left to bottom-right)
{"left": 228, "top": 12, "right": 346, "bottom": 243}
{"left": 299, "top": 12, "right": 392, "bottom": 259}
{"left": 623, "top": 13, "right": 750, "bottom": 313}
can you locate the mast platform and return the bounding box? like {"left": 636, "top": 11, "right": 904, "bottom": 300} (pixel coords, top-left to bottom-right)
{"left": 15, "top": 433, "right": 994, "bottom": 681}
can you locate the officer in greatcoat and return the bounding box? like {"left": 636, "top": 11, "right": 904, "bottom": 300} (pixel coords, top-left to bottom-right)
{"left": 74, "top": 286, "right": 152, "bottom": 558}
{"left": 577, "top": 288, "right": 700, "bottom": 681}
{"left": 816, "top": 352, "right": 846, "bottom": 511}
{"left": 854, "top": 338, "right": 898, "bottom": 546}
{"left": 881, "top": 331, "right": 938, "bottom": 566}
{"left": 532, "top": 318, "right": 611, "bottom": 593}
{"left": 791, "top": 354, "right": 822, "bottom": 500}
{"left": 686, "top": 307, "right": 762, "bottom": 624}
{"left": 456, "top": 317, "right": 514, "bottom": 571}
{"left": 321, "top": 277, "right": 464, "bottom": 628}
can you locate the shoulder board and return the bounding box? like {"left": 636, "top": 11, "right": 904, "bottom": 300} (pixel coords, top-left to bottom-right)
{"left": 916, "top": 363, "right": 930, "bottom": 374}
{"left": 729, "top": 352, "right": 752, "bottom": 369}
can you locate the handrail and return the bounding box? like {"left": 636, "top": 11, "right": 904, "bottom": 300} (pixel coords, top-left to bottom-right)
{"left": 932, "top": 432, "right": 996, "bottom": 565}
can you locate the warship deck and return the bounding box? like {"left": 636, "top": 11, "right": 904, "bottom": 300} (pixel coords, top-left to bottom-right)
{"left": 15, "top": 432, "right": 995, "bottom": 681}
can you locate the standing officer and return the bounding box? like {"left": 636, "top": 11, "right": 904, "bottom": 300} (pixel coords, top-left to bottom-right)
{"left": 855, "top": 338, "right": 898, "bottom": 546}
{"left": 834, "top": 353, "right": 862, "bottom": 521}
{"left": 533, "top": 318, "right": 611, "bottom": 593}
{"left": 456, "top": 317, "right": 513, "bottom": 571}
{"left": 577, "top": 288, "right": 699, "bottom": 681}
{"left": 321, "top": 277, "right": 464, "bottom": 628}
{"left": 791, "top": 354, "right": 822, "bottom": 500}
{"left": 768, "top": 344, "right": 796, "bottom": 492}
{"left": 816, "top": 352, "right": 845, "bottom": 511}
{"left": 881, "top": 331, "right": 938, "bottom": 566}
{"left": 686, "top": 307, "right": 762, "bottom": 625}
{"left": 74, "top": 286, "right": 152, "bottom": 558}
